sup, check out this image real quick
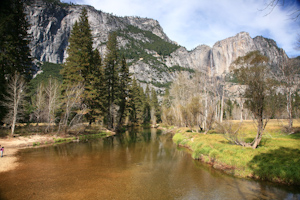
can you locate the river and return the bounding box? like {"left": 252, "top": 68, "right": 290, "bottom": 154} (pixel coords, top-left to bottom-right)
{"left": 0, "top": 128, "right": 299, "bottom": 200}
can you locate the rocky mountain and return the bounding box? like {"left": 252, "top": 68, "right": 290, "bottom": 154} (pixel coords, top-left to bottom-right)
{"left": 165, "top": 32, "right": 288, "bottom": 76}
{"left": 25, "top": 0, "right": 289, "bottom": 93}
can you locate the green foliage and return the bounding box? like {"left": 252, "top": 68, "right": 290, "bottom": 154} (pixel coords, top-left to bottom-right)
{"left": 60, "top": 8, "right": 108, "bottom": 128}
{"left": 150, "top": 88, "right": 161, "bottom": 123}
{"left": 61, "top": 7, "right": 93, "bottom": 88}
{"left": 79, "top": 132, "right": 108, "bottom": 140}
{"left": 33, "top": 142, "right": 41, "bottom": 146}
{"left": 128, "top": 78, "right": 145, "bottom": 125}
{"left": 28, "top": 62, "right": 62, "bottom": 96}
{"left": 172, "top": 133, "right": 187, "bottom": 145}
{"left": 168, "top": 65, "right": 195, "bottom": 73}
{"left": 224, "top": 73, "right": 238, "bottom": 83}
{"left": 54, "top": 137, "right": 74, "bottom": 144}
{"left": 84, "top": 49, "right": 106, "bottom": 124}
{"left": 233, "top": 51, "right": 277, "bottom": 148}
{"left": 104, "top": 32, "right": 121, "bottom": 129}
{"left": 117, "top": 25, "right": 179, "bottom": 57}
{"left": 116, "top": 25, "right": 180, "bottom": 74}
{"left": 151, "top": 81, "right": 172, "bottom": 88}
{"left": 143, "top": 85, "right": 151, "bottom": 123}
{"left": 115, "top": 55, "right": 131, "bottom": 130}
{"left": 0, "top": 0, "right": 33, "bottom": 121}
{"left": 0, "top": 0, "right": 33, "bottom": 79}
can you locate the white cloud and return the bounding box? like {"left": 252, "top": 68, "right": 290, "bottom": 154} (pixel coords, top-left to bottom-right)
{"left": 70, "top": 0, "right": 300, "bottom": 57}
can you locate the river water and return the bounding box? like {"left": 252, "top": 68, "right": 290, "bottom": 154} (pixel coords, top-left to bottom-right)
{"left": 0, "top": 128, "right": 299, "bottom": 200}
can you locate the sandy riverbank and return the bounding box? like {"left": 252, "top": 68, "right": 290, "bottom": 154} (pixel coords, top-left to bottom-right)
{"left": 0, "top": 135, "right": 56, "bottom": 173}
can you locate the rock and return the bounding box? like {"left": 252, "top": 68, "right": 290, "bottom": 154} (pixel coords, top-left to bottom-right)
{"left": 25, "top": 1, "right": 289, "bottom": 92}
{"left": 165, "top": 32, "right": 288, "bottom": 76}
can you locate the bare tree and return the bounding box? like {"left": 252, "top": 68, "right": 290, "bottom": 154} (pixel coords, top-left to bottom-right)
{"left": 45, "top": 78, "right": 59, "bottom": 132}
{"left": 264, "top": 0, "right": 300, "bottom": 19}
{"left": 276, "top": 59, "right": 300, "bottom": 132}
{"left": 187, "top": 96, "right": 202, "bottom": 132}
{"left": 32, "top": 83, "right": 46, "bottom": 126}
{"left": 2, "top": 73, "right": 26, "bottom": 136}
{"left": 58, "top": 83, "right": 86, "bottom": 134}
{"left": 162, "top": 71, "right": 218, "bottom": 133}
{"left": 264, "top": 0, "right": 300, "bottom": 48}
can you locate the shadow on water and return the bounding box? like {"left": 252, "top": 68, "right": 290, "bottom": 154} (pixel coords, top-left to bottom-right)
{"left": 248, "top": 147, "right": 300, "bottom": 188}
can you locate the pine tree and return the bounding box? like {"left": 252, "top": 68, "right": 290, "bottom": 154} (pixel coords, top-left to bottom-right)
{"left": 128, "top": 78, "right": 144, "bottom": 125}
{"left": 61, "top": 8, "right": 99, "bottom": 125}
{"left": 61, "top": 8, "right": 93, "bottom": 88}
{"left": 115, "top": 55, "right": 131, "bottom": 130}
{"left": 150, "top": 88, "right": 160, "bottom": 124}
{"left": 104, "top": 32, "right": 120, "bottom": 129}
{"left": 143, "top": 84, "right": 151, "bottom": 123}
{"left": 84, "top": 49, "right": 106, "bottom": 124}
{"left": 139, "top": 85, "right": 146, "bottom": 124}
{"left": 0, "top": 0, "right": 32, "bottom": 121}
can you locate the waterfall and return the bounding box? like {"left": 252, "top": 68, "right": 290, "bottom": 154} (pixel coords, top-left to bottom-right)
{"left": 210, "top": 50, "right": 214, "bottom": 76}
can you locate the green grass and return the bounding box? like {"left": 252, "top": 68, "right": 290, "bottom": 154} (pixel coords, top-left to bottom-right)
{"left": 53, "top": 137, "right": 75, "bottom": 144}
{"left": 172, "top": 119, "right": 300, "bottom": 185}
{"left": 32, "top": 142, "right": 40, "bottom": 146}
{"left": 78, "top": 132, "right": 108, "bottom": 140}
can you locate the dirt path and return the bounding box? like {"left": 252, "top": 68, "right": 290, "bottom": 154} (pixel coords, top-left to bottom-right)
{"left": 0, "top": 135, "right": 56, "bottom": 173}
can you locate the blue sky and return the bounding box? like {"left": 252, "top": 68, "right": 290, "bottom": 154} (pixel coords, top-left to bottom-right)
{"left": 64, "top": 0, "right": 300, "bottom": 57}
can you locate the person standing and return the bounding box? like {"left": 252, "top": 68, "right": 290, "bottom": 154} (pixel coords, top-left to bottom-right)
{"left": 0, "top": 146, "right": 3, "bottom": 157}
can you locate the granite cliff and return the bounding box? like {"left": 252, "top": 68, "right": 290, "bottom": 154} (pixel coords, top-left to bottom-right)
{"left": 25, "top": 0, "right": 289, "bottom": 92}
{"left": 166, "top": 32, "right": 288, "bottom": 76}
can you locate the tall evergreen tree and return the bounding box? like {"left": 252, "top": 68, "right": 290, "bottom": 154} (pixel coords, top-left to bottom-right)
{"left": 104, "top": 32, "right": 120, "bottom": 129}
{"left": 150, "top": 88, "right": 160, "bottom": 123}
{"left": 61, "top": 8, "right": 93, "bottom": 88}
{"left": 85, "top": 49, "right": 106, "bottom": 124}
{"left": 143, "top": 84, "right": 151, "bottom": 123}
{"left": 115, "top": 55, "right": 131, "bottom": 130}
{"left": 128, "top": 78, "right": 145, "bottom": 125}
{"left": 61, "top": 8, "right": 101, "bottom": 125}
{"left": 0, "top": 0, "right": 32, "bottom": 121}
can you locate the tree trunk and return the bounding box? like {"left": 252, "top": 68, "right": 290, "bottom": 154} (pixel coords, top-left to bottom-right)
{"left": 251, "top": 117, "right": 264, "bottom": 149}
{"left": 204, "top": 85, "right": 207, "bottom": 130}
{"left": 116, "top": 100, "right": 126, "bottom": 132}
{"left": 220, "top": 94, "right": 224, "bottom": 123}
{"left": 287, "top": 89, "right": 293, "bottom": 130}
{"left": 240, "top": 99, "right": 244, "bottom": 122}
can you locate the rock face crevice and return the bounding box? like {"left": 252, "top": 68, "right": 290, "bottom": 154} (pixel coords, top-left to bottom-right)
{"left": 26, "top": 1, "right": 289, "bottom": 91}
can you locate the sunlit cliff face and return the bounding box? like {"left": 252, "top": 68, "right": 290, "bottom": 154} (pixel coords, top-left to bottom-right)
{"left": 26, "top": 1, "right": 288, "bottom": 94}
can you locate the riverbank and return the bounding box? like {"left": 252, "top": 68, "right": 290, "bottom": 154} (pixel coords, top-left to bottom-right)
{"left": 170, "top": 120, "right": 300, "bottom": 185}
{"left": 0, "top": 135, "right": 56, "bottom": 172}
{"left": 0, "top": 130, "right": 114, "bottom": 173}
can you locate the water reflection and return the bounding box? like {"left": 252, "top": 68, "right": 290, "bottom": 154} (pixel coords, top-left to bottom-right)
{"left": 0, "top": 128, "right": 299, "bottom": 200}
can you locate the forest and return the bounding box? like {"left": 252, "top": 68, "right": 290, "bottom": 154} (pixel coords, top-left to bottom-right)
{"left": 0, "top": 4, "right": 161, "bottom": 136}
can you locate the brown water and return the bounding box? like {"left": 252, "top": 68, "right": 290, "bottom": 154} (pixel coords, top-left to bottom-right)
{"left": 0, "top": 128, "right": 299, "bottom": 200}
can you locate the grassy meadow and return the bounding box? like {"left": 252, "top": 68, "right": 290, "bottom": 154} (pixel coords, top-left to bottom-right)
{"left": 172, "top": 119, "right": 300, "bottom": 185}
